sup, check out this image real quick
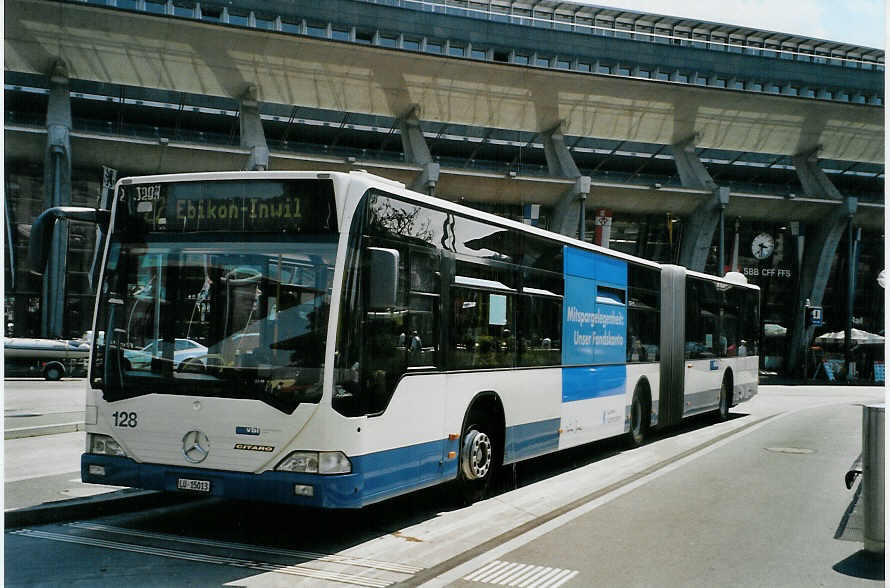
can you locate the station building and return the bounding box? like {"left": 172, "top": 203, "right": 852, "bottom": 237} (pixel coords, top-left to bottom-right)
{"left": 4, "top": 0, "right": 885, "bottom": 377}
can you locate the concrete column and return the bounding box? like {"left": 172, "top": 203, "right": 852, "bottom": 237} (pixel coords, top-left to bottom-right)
{"left": 239, "top": 84, "right": 269, "bottom": 171}
{"left": 786, "top": 197, "right": 857, "bottom": 377}
{"left": 792, "top": 147, "right": 842, "bottom": 201}
{"left": 5, "top": 190, "right": 15, "bottom": 292}
{"left": 677, "top": 187, "right": 730, "bottom": 271}
{"left": 42, "top": 59, "right": 73, "bottom": 338}
{"left": 542, "top": 123, "right": 580, "bottom": 178}
{"left": 671, "top": 135, "right": 717, "bottom": 192}
{"left": 551, "top": 176, "right": 591, "bottom": 238}
{"left": 671, "top": 136, "right": 728, "bottom": 272}
{"left": 786, "top": 148, "right": 854, "bottom": 377}
{"left": 398, "top": 106, "right": 439, "bottom": 195}
{"left": 542, "top": 123, "right": 590, "bottom": 240}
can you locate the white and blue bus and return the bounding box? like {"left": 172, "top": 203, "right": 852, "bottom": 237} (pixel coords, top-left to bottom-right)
{"left": 31, "top": 171, "right": 759, "bottom": 508}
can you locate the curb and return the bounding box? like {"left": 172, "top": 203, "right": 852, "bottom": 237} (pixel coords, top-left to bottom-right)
{"left": 5, "top": 489, "right": 199, "bottom": 530}
{"left": 5, "top": 422, "right": 85, "bottom": 440}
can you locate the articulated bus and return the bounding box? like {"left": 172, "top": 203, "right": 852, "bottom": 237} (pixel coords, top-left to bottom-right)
{"left": 30, "top": 171, "right": 759, "bottom": 508}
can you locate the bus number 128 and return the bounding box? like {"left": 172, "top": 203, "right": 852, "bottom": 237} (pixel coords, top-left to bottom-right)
{"left": 112, "top": 411, "right": 138, "bottom": 428}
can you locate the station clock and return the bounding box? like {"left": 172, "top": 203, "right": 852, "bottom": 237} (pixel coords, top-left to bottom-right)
{"left": 751, "top": 232, "right": 775, "bottom": 260}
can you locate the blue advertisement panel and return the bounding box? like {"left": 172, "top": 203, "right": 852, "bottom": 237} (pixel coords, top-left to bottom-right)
{"left": 562, "top": 247, "right": 628, "bottom": 366}
{"left": 562, "top": 273, "right": 597, "bottom": 365}
{"left": 564, "top": 247, "right": 627, "bottom": 285}
{"left": 562, "top": 365, "right": 626, "bottom": 402}
{"left": 562, "top": 246, "right": 628, "bottom": 403}
{"left": 593, "top": 291, "right": 627, "bottom": 365}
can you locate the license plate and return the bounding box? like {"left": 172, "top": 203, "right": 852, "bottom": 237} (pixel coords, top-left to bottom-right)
{"left": 177, "top": 478, "right": 210, "bottom": 492}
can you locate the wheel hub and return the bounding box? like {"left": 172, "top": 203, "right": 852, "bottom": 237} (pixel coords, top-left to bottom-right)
{"left": 461, "top": 429, "right": 492, "bottom": 480}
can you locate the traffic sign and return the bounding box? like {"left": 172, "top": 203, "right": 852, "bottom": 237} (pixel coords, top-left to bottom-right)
{"left": 805, "top": 305, "right": 823, "bottom": 327}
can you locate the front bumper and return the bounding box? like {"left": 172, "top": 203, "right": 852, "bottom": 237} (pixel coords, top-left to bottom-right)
{"left": 81, "top": 454, "right": 364, "bottom": 508}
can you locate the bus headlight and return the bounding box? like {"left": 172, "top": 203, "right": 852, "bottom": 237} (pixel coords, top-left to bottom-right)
{"left": 276, "top": 451, "right": 351, "bottom": 474}
{"left": 318, "top": 451, "right": 352, "bottom": 474}
{"left": 88, "top": 433, "right": 127, "bottom": 457}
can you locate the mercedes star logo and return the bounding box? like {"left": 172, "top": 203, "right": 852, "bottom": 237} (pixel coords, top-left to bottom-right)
{"left": 182, "top": 430, "right": 210, "bottom": 464}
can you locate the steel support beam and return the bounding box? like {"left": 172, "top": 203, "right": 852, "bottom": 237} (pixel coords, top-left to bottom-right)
{"left": 398, "top": 106, "right": 439, "bottom": 195}
{"left": 543, "top": 123, "right": 590, "bottom": 240}
{"left": 239, "top": 84, "right": 269, "bottom": 171}
{"left": 42, "top": 59, "right": 72, "bottom": 338}
{"left": 672, "top": 136, "right": 727, "bottom": 272}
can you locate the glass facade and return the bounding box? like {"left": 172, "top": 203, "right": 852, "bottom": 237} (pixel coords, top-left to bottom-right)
{"left": 4, "top": 159, "right": 884, "bottom": 380}
{"left": 5, "top": 163, "right": 101, "bottom": 338}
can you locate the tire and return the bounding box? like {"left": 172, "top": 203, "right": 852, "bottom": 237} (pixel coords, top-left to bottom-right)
{"left": 629, "top": 384, "right": 650, "bottom": 448}
{"left": 177, "top": 357, "right": 204, "bottom": 373}
{"left": 457, "top": 416, "right": 498, "bottom": 504}
{"left": 717, "top": 374, "right": 732, "bottom": 421}
{"left": 44, "top": 364, "right": 64, "bottom": 381}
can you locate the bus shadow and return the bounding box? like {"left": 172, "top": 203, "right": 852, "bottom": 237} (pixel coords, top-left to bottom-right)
{"left": 494, "top": 410, "right": 750, "bottom": 494}
{"left": 833, "top": 550, "right": 885, "bottom": 581}
{"left": 113, "top": 410, "right": 752, "bottom": 565}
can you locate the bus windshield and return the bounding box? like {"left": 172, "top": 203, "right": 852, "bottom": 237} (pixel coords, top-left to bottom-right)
{"left": 91, "top": 179, "right": 337, "bottom": 414}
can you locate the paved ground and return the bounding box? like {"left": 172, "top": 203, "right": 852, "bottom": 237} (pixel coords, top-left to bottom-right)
{"left": 4, "top": 379, "right": 122, "bottom": 511}
{"left": 442, "top": 400, "right": 882, "bottom": 587}
{"left": 5, "top": 378, "right": 86, "bottom": 438}
{"left": 4, "top": 381, "right": 884, "bottom": 587}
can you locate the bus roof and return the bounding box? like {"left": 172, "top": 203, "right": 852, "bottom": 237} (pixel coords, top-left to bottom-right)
{"left": 344, "top": 170, "right": 665, "bottom": 272}
{"left": 114, "top": 170, "right": 757, "bottom": 288}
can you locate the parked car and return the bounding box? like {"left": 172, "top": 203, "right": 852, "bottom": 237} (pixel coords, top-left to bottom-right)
{"left": 123, "top": 338, "right": 207, "bottom": 370}
{"left": 175, "top": 332, "right": 261, "bottom": 373}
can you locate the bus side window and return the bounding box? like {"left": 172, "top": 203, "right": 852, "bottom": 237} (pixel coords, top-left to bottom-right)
{"left": 627, "top": 264, "right": 660, "bottom": 363}
{"left": 339, "top": 192, "right": 450, "bottom": 417}
{"left": 516, "top": 294, "right": 561, "bottom": 366}
{"left": 722, "top": 289, "right": 742, "bottom": 357}
{"left": 685, "top": 278, "right": 719, "bottom": 359}
{"left": 406, "top": 248, "right": 440, "bottom": 368}
{"left": 450, "top": 287, "right": 515, "bottom": 369}
{"left": 361, "top": 241, "right": 408, "bottom": 414}
{"left": 741, "top": 289, "right": 760, "bottom": 357}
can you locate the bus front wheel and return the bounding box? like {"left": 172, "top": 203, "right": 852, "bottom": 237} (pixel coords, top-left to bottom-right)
{"left": 458, "top": 419, "right": 496, "bottom": 504}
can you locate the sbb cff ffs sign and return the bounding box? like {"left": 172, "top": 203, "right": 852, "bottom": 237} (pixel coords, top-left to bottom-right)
{"left": 805, "top": 306, "right": 823, "bottom": 327}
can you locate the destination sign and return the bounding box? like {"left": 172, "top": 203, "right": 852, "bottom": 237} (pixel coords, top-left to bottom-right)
{"left": 124, "top": 179, "right": 336, "bottom": 234}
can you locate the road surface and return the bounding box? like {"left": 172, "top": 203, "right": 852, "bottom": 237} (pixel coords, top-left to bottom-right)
{"left": 4, "top": 383, "right": 884, "bottom": 587}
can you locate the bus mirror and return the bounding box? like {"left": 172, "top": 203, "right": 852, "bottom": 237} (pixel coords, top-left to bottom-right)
{"left": 367, "top": 247, "right": 399, "bottom": 310}
{"left": 29, "top": 206, "right": 110, "bottom": 275}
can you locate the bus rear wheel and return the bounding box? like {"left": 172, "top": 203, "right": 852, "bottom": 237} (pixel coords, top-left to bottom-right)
{"left": 629, "top": 385, "right": 650, "bottom": 447}
{"left": 718, "top": 374, "right": 732, "bottom": 421}
{"left": 457, "top": 418, "right": 497, "bottom": 504}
